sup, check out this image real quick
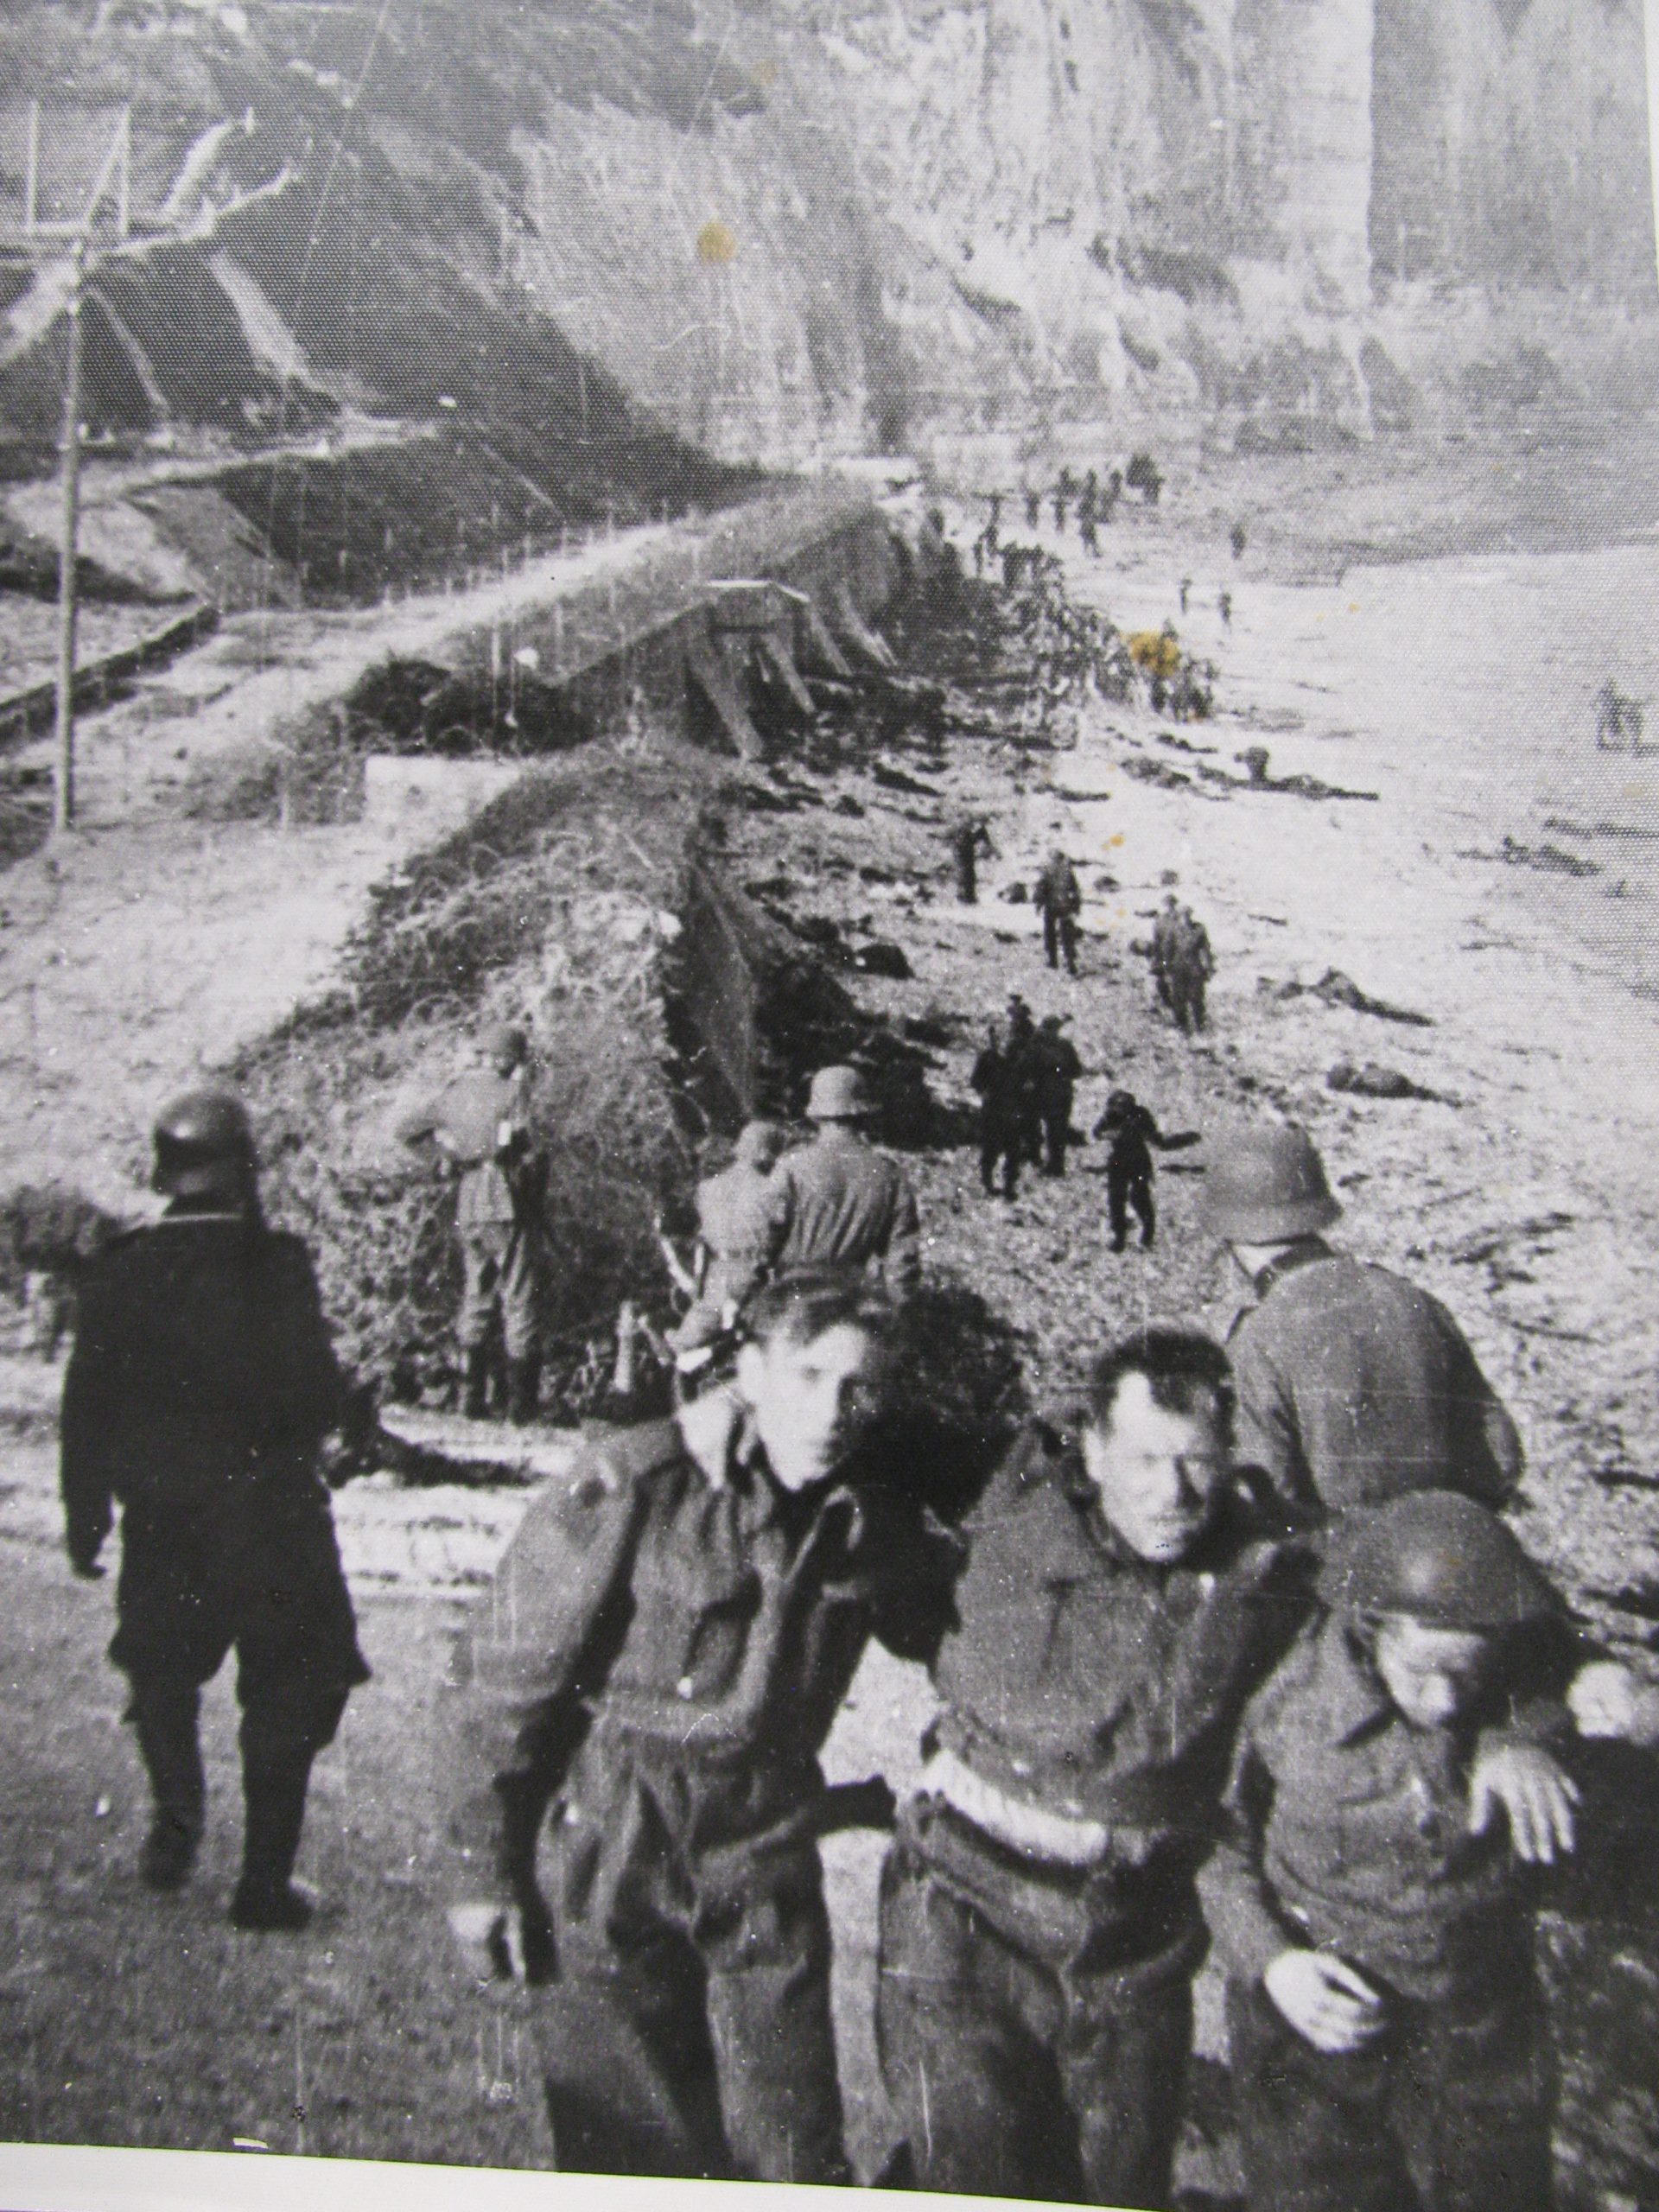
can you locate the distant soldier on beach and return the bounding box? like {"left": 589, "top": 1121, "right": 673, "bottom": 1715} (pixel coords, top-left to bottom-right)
{"left": 1031, "top": 1014, "right": 1084, "bottom": 1177}
{"left": 1093, "top": 1089, "right": 1200, "bottom": 1252}
{"left": 403, "top": 1022, "right": 548, "bottom": 1424}
{"left": 1167, "top": 906, "right": 1215, "bottom": 1033}
{"left": 1025, "top": 486, "right": 1042, "bottom": 529}
{"left": 1201, "top": 1122, "right": 1525, "bottom": 1522}
{"left": 972, "top": 1023, "right": 1027, "bottom": 1199}
{"left": 950, "top": 814, "right": 995, "bottom": 904}
{"left": 1179, "top": 577, "right": 1192, "bottom": 614}
{"left": 60, "top": 1089, "right": 369, "bottom": 1929}
{"left": 1219, "top": 588, "right": 1233, "bottom": 629}
{"left": 1149, "top": 893, "right": 1183, "bottom": 1014}
{"left": 1033, "top": 849, "right": 1084, "bottom": 974}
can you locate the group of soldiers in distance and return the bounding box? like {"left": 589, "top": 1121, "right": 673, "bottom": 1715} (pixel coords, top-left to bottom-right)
{"left": 60, "top": 1055, "right": 1659, "bottom": 2209}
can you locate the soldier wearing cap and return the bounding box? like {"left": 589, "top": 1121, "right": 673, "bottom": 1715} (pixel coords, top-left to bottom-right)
{"left": 1201, "top": 1491, "right": 1585, "bottom": 2212}
{"left": 405, "top": 1021, "right": 547, "bottom": 1424}
{"left": 763, "top": 1067, "right": 921, "bottom": 1298}
{"left": 878, "top": 1328, "right": 1316, "bottom": 2204}
{"left": 444, "top": 1270, "right": 958, "bottom": 2181}
{"left": 1203, "top": 1123, "right": 1522, "bottom": 1523}
{"left": 60, "top": 1089, "right": 368, "bottom": 1930}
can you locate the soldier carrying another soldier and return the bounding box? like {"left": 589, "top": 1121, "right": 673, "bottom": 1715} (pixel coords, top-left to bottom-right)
{"left": 60, "top": 1089, "right": 369, "bottom": 1931}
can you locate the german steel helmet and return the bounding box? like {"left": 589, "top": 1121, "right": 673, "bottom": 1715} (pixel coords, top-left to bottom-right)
{"left": 1200, "top": 1121, "right": 1342, "bottom": 1243}
{"left": 1323, "top": 1491, "right": 1558, "bottom": 1631}
{"left": 805, "top": 1065, "right": 870, "bottom": 1121}
{"left": 152, "top": 1088, "right": 256, "bottom": 1193}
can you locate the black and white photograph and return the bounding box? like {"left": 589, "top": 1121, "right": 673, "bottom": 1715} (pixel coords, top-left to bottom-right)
{"left": 0, "top": 3, "right": 1657, "bottom": 2209}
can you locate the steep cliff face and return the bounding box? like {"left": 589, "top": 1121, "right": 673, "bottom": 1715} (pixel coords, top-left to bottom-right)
{"left": 1372, "top": 0, "right": 1654, "bottom": 296}
{"left": 0, "top": 0, "right": 1652, "bottom": 517}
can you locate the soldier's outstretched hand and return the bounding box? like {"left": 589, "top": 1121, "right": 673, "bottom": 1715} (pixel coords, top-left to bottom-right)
{"left": 1467, "top": 1740, "right": 1579, "bottom": 1863}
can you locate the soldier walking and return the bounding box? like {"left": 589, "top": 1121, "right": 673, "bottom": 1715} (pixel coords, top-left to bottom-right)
{"left": 763, "top": 1066, "right": 921, "bottom": 1297}
{"left": 950, "top": 815, "right": 994, "bottom": 904}
{"left": 1093, "top": 1089, "right": 1200, "bottom": 1252}
{"left": 1201, "top": 1123, "right": 1525, "bottom": 1525}
{"left": 60, "top": 1090, "right": 369, "bottom": 1930}
{"left": 445, "top": 1272, "right": 958, "bottom": 2182}
{"left": 667, "top": 1120, "right": 786, "bottom": 1359}
{"left": 1167, "top": 905, "right": 1215, "bottom": 1033}
{"left": 971, "top": 1024, "right": 1026, "bottom": 1199}
{"left": 1033, "top": 849, "right": 1083, "bottom": 975}
{"left": 1031, "top": 1014, "right": 1084, "bottom": 1177}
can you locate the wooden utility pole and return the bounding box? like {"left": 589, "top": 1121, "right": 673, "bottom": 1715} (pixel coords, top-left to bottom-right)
{"left": 54, "top": 241, "right": 86, "bottom": 836}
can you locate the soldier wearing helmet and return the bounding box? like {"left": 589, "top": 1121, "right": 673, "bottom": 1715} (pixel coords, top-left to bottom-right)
{"left": 760, "top": 1067, "right": 921, "bottom": 1298}
{"left": 60, "top": 1088, "right": 368, "bottom": 1931}
{"left": 1202, "top": 1122, "right": 1522, "bottom": 1522}
{"left": 404, "top": 1020, "right": 547, "bottom": 1424}
{"left": 1200, "top": 1491, "right": 1583, "bottom": 2212}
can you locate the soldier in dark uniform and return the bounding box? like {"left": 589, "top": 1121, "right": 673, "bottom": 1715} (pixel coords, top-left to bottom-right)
{"left": 878, "top": 1329, "right": 1315, "bottom": 2205}
{"left": 60, "top": 1090, "right": 369, "bottom": 1930}
{"left": 1093, "top": 1089, "right": 1200, "bottom": 1252}
{"left": 1033, "top": 849, "right": 1083, "bottom": 974}
{"left": 1031, "top": 1014, "right": 1084, "bottom": 1177}
{"left": 1003, "top": 995, "right": 1043, "bottom": 1167}
{"left": 445, "top": 1270, "right": 958, "bottom": 2183}
{"left": 1025, "top": 487, "right": 1042, "bottom": 530}
{"left": 951, "top": 815, "right": 995, "bottom": 904}
{"left": 971, "top": 1024, "right": 1026, "bottom": 1199}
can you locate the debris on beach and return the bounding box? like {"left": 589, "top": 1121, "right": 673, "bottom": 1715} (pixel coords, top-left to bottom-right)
{"left": 1262, "top": 969, "right": 1434, "bottom": 1025}
{"left": 1326, "top": 1058, "right": 1456, "bottom": 1103}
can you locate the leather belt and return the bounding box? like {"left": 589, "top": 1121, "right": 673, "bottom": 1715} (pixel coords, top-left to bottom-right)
{"left": 918, "top": 1746, "right": 1158, "bottom": 1871}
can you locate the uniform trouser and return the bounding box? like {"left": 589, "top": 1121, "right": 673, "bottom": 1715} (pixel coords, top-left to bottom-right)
{"left": 1039, "top": 1105, "right": 1071, "bottom": 1176}
{"left": 877, "top": 1804, "right": 1200, "bottom": 2204}
{"left": 1225, "top": 1963, "right": 1554, "bottom": 2212}
{"left": 1108, "top": 1165, "right": 1154, "bottom": 1249}
{"left": 981, "top": 1120, "right": 1022, "bottom": 1197}
{"left": 458, "top": 1223, "right": 541, "bottom": 1360}
{"left": 1169, "top": 972, "right": 1206, "bottom": 1033}
{"left": 114, "top": 1507, "right": 366, "bottom": 1886}
{"left": 537, "top": 1743, "right": 849, "bottom": 2184}
{"left": 1042, "top": 911, "right": 1078, "bottom": 972}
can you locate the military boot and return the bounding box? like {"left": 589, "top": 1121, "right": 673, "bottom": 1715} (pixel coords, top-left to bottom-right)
{"left": 230, "top": 1754, "right": 316, "bottom": 1932}
{"left": 461, "top": 1344, "right": 491, "bottom": 1421}
{"left": 506, "top": 1357, "right": 541, "bottom": 1427}
{"left": 130, "top": 1684, "right": 206, "bottom": 1893}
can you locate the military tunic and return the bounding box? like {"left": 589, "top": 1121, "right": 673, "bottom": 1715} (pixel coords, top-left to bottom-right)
{"left": 877, "top": 1421, "right": 1311, "bottom": 2204}
{"left": 447, "top": 1395, "right": 955, "bottom": 2182}
{"left": 764, "top": 1128, "right": 921, "bottom": 1297}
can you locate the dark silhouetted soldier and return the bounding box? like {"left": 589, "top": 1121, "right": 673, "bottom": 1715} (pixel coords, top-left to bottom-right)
{"left": 1031, "top": 1014, "right": 1084, "bottom": 1176}
{"left": 972, "top": 1024, "right": 1026, "bottom": 1199}
{"left": 60, "top": 1088, "right": 369, "bottom": 1929}
{"left": 951, "top": 815, "right": 994, "bottom": 904}
{"left": 1093, "top": 1089, "right": 1199, "bottom": 1252}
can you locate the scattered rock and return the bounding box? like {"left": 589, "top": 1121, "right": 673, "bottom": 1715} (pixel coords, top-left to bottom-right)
{"left": 835, "top": 795, "right": 867, "bottom": 817}
{"left": 855, "top": 940, "right": 913, "bottom": 980}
